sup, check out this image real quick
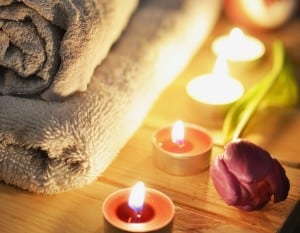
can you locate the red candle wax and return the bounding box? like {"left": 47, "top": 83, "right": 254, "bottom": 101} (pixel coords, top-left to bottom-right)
{"left": 116, "top": 202, "right": 154, "bottom": 223}
{"left": 160, "top": 139, "right": 193, "bottom": 153}
{"left": 154, "top": 122, "right": 212, "bottom": 156}
{"left": 152, "top": 122, "right": 213, "bottom": 175}
{"left": 103, "top": 186, "right": 174, "bottom": 233}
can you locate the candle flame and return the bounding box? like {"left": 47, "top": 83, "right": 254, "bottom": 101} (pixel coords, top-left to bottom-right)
{"left": 229, "top": 27, "right": 244, "bottom": 42}
{"left": 171, "top": 120, "right": 185, "bottom": 145}
{"left": 213, "top": 55, "right": 229, "bottom": 78}
{"left": 128, "top": 181, "right": 145, "bottom": 213}
{"left": 227, "top": 27, "right": 264, "bottom": 61}
{"left": 212, "top": 26, "right": 265, "bottom": 62}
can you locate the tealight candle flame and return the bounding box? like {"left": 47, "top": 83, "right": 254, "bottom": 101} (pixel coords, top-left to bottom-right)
{"left": 171, "top": 120, "right": 185, "bottom": 145}
{"left": 229, "top": 27, "right": 244, "bottom": 43}
{"left": 186, "top": 54, "right": 244, "bottom": 105}
{"left": 227, "top": 27, "right": 265, "bottom": 61}
{"left": 212, "top": 27, "right": 265, "bottom": 63}
{"left": 213, "top": 55, "right": 229, "bottom": 78}
{"left": 128, "top": 181, "right": 145, "bottom": 213}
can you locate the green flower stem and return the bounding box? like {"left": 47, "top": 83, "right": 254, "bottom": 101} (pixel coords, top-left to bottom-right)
{"left": 222, "top": 40, "right": 298, "bottom": 144}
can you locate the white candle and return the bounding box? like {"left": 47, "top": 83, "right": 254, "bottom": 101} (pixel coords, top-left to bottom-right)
{"left": 212, "top": 28, "right": 265, "bottom": 63}
{"left": 187, "top": 56, "right": 244, "bottom": 105}
{"left": 186, "top": 56, "right": 244, "bottom": 125}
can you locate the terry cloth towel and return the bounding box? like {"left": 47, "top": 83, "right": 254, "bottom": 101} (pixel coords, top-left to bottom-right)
{"left": 0, "top": 0, "right": 138, "bottom": 101}
{"left": 0, "top": 0, "right": 222, "bottom": 194}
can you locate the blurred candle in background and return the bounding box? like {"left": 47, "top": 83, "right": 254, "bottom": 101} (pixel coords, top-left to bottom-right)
{"left": 223, "top": 0, "right": 298, "bottom": 30}
{"left": 212, "top": 27, "right": 265, "bottom": 65}
{"left": 186, "top": 55, "right": 244, "bottom": 126}
{"left": 187, "top": 55, "right": 244, "bottom": 105}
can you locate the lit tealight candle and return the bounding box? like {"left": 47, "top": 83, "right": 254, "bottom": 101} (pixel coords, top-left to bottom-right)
{"left": 103, "top": 181, "right": 174, "bottom": 233}
{"left": 212, "top": 27, "right": 265, "bottom": 68}
{"left": 186, "top": 56, "right": 244, "bottom": 122}
{"left": 152, "top": 120, "right": 213, "bottom": 176}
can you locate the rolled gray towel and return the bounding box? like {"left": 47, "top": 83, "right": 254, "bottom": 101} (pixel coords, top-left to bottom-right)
{"left": 0, "top": 0, "right": 138, "bottom": 100}
{"left": 0, "top": 0, "right": 221, "bottom": 194}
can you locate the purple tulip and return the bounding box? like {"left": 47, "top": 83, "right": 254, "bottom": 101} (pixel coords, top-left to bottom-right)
{"left": 210, "top": 140, "right": 290, "bottom": 211}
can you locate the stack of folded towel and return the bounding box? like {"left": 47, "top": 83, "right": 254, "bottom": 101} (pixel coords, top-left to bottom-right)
{"left": 0, "top": 0, "right": 221, "bottom": 193}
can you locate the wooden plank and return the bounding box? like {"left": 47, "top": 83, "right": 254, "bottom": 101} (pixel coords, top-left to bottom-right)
{"left": 0, "top": 181, "right": 266, "bottom": 233}
{"left": 0, "top": 182, "right": 113, "bottom": 233}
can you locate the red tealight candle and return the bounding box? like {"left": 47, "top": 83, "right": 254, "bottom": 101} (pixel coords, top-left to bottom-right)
{"left": 103, "top": 182, "right": 174, "bottom": 233}
{"left": 160, "top": 120, "right": 194, "bottom": 153}
{"left": 116, "top": 182, "right": 154, "bottom": 224}
{"left": 152, "top": 121, "right": 213, "bottom": 175}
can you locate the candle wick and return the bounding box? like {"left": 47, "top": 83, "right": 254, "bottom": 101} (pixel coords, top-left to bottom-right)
{"left": 178, "top": 142, "right": 185, "bottom": 148}
{"left": 127, "top": 210, "right": 142, "bottom": 223}
{"left": 173, "top": 139, "right": 185, "bottom": 147}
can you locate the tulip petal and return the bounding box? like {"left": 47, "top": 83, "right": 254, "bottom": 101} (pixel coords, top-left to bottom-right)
{"left": 210, "top": 140, "right": 290, "bottom": 211}
{"left": 238, "top": 180, "right": 272, "bottom": 211}
{"left": 210, "top": 156, "right": 244, "bottom": 205}
{"left": 224, "top": 140, "right": 272, "bottom": 183}
{"left": 267, "top": 159, "right": 290, "bottom": 202}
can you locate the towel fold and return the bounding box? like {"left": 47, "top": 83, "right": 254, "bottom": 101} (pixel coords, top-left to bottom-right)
{"left": 0, "top": 0, "right": 138, "bottom": 100}
{"left": 0, "top": 0, "right": 221, "bottom": 193}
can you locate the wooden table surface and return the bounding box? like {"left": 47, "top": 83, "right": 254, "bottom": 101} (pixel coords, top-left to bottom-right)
{"left": 1, "top": 13, "right": 300, "bottom": 233}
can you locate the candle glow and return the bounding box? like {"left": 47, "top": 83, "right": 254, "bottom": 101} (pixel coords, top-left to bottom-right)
{"left": 171, "top": 120, "right": 185, "bottom": 145}
{"left": 187, "top": 56, "right": 244, "bottom": 105}
{"left": 128, "top": 181, "right": 145, "bottom": 213}
{"left": 117, "top": 181, "right": 153, "bottom": 224}
{"left": 103, "top": 182, "right": 174, "bottom": 233}
{"left": 213, "top": 54, "right": 229, "bottom": 78}
{"left": 160, "top": 120, "right": 193, "bottom": 154}
{"left": 153, "top": 122, "right": 213, "bottom": 176}
{"left": 212, "top": 27, "right": 265, "bottom": 62}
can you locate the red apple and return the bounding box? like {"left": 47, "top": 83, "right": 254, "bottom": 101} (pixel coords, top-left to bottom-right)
{"left": 224, "top": 0, "right": 298, "bottom": 30}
